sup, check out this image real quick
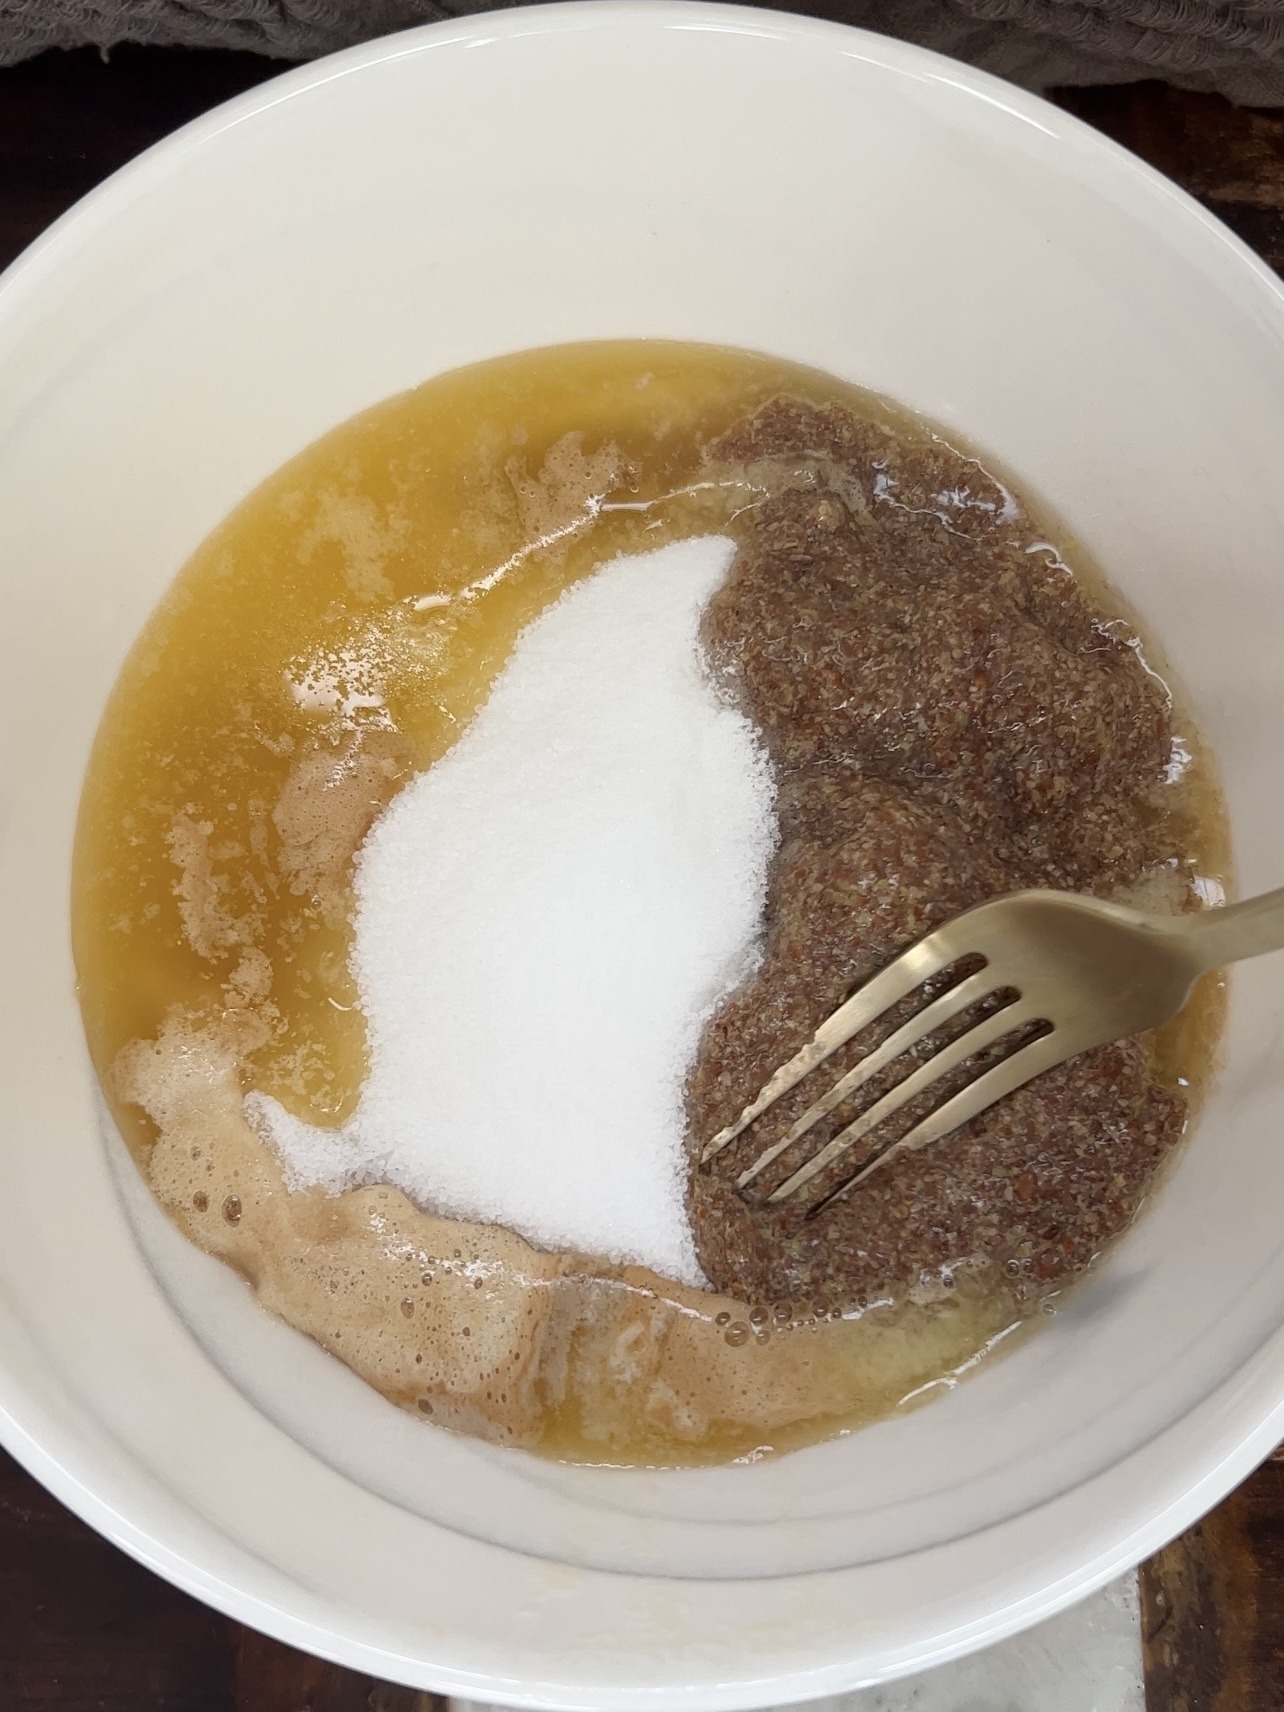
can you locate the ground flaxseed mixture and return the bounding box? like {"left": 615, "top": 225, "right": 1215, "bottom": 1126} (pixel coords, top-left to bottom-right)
{"left": 687, "top": 398, "right": 1191, "bottom": 1313}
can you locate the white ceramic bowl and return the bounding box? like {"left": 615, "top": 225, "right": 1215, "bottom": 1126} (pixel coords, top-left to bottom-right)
{"left": 3, "top": 4, "right": 1284, "bottom": 1704}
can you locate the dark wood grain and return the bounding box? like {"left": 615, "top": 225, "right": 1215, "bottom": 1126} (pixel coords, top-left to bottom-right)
{"left": 0, "top": 39, "right": 1280, "bottom": 1712}
{"left": 0, "top": 44, "right": 285, "bottom": 269}
{"left": 230, "top": 1625, "right": 439, "bottom": 1712}
{"left": 1140, "top": 1452, "right": 1284, "bottom": 1712}
{"left": 1053, "top": 82, "right": 1284, "bottom": 275}
{"left": 0, "top": 1446, "right": 234, "bottom": 1710}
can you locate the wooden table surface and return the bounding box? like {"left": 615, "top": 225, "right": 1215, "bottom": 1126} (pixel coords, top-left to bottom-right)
{"left": 0, "top": 41, "right": 1282, "bottom": 1712}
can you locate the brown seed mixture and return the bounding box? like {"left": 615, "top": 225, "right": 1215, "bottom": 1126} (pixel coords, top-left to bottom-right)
{"left": 686, "top": 398, "right": 1189, "bottom": 1312}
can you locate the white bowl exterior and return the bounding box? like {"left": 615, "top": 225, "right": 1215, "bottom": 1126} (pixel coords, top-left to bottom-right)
{"left": 2, "top": 4, "right": 1284, "bottom": 1704}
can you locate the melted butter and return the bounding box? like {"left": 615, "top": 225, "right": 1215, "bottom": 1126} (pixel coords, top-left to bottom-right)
{"left": 73, "top": 339, "right": 1229, "bottom": 1467}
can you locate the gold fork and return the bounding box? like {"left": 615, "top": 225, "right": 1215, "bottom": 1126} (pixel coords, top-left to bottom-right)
{"left": 701, "top": 886, "right": 1284, "bottom": 1209}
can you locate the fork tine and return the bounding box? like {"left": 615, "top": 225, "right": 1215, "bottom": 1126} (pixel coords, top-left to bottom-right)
{"left": 767, "top": 1002, "right": 1040, "bottom": 1202}
{"left": 816, "top": 1028, "right": 1065, "bottom": 1208}
{"left": 735, "top": 969, "right": 997, "bottom": 1188}
{"left": 700, "top": 933, "right": 973, "bottom": 1164}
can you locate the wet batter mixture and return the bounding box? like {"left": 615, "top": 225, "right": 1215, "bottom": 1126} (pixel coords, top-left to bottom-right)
{"left": 73, "top": 342, "right": 1227, "bottom": 1466}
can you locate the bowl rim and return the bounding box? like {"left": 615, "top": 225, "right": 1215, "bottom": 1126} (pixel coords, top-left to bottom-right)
{"left": 3, "top": 3, "right": 1284, "bottom": 1704}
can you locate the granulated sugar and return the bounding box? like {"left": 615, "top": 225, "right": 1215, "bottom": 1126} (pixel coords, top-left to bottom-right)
{"left": 248, "top": 537, "right": 776, "bottom": 1286}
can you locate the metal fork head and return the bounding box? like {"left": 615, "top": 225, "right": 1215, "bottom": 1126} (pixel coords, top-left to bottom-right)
{"left": 700, "top": 889, "right": 1202, "bottom": 1212}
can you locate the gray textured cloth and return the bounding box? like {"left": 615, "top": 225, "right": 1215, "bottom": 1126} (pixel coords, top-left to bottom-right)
{"left": 1, "top": 0, "right": 1282, "bottom": 104}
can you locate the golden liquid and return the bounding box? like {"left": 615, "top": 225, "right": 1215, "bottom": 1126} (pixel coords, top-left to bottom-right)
{"left": 73, "top": 340, "right": 1229, "bottom": 1467}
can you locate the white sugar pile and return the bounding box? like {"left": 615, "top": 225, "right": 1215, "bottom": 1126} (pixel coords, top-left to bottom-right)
{"left": 248, "top": 536, "right": 776, "bottom": 1286}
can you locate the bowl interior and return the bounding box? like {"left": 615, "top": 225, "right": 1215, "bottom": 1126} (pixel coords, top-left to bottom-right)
{"left": 3, "top": 4, "right": 1284, "bottom": 1705}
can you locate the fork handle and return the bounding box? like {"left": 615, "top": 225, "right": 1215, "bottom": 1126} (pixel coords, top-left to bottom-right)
{"left": 1174, "top": 885, "right": 1284, "bottom": 972}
